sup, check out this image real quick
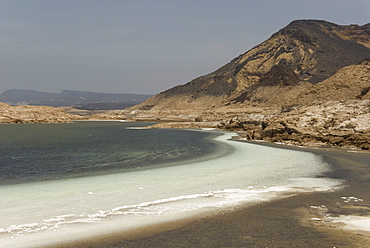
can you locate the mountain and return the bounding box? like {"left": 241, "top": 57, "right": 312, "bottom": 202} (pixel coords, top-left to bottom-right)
{"left": 134, "top": 20, "right": 370, "bottom": 111}
{"left": 0, "top": 89, "right": 152, "bottom": 110}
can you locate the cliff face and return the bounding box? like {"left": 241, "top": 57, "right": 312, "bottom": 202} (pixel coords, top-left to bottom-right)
{"left": 135, "top": 20, "right": 370, "bottom": 111}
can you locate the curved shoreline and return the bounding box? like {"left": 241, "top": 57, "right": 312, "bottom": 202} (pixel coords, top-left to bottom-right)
{"left": 43, "top": 136, "right": 370, "bottom": 248}
{"left": 2, "top": 128, "right": 340, "bottom": 248}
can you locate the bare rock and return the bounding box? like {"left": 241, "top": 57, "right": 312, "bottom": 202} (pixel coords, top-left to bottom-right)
{"left": 0, "top": 103, "right": 83, "bottom": 124}
{"left": 221, "top": 100, "right": 370, "bottom": 150}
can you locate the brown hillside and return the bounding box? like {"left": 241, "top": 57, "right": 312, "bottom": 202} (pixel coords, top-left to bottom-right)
{"left": 293, "top": 59, "right": 370, "bottom": 106}
{"left": 135, "top": 20, "right": 370, "bottom": 111}
{"left": 231, "top": 63, "right": 312, "bottom": 107}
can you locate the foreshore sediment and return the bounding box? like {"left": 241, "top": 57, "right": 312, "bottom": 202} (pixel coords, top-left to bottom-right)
{"left": 46, "top": 138, "right": 370, "bottom": 248}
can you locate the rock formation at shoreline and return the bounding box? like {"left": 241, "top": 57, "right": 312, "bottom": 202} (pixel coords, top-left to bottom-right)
{"left": 216, "top": 60, "right": 370, "bottom": 149}
{"left": 219, "top": 100, "right": 370, "bottom": 150}
{"left": 0, "top": 103, "right": 83, "bottom": 123}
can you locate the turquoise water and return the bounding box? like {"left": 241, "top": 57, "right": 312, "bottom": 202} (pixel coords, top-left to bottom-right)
{"left": 0, "top": 122, "right": 342, "bottom": 248}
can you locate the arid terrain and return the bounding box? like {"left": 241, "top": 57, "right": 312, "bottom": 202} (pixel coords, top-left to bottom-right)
{"left": 0, "top": 102, "right": 82, "bottom": 123}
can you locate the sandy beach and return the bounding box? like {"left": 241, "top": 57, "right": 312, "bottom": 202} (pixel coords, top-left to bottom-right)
{"left": 44, "top": 141, "right": 370, "bottom": 248}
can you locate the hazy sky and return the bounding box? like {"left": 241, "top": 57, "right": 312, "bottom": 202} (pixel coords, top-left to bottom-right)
{"left": 0, "top": 0, "right": 369, "bottom": 95}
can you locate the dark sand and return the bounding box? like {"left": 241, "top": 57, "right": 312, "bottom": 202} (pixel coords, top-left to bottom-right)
{"left": 49, "top": 143, "right": 370, "bottom": 248}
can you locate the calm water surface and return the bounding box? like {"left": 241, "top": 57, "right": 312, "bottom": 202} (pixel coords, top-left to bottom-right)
{"left": 0, "top": 121, "right": 229, "bottom": 185}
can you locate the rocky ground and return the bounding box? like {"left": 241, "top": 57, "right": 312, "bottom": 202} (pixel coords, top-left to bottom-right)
{"left": 0, "top": 102, "right": 83, "bottom": 124}
{"left": 218, "top": 100, "right": 370, "bottom": 150}
{"left": 115, "top": 100, "right": 367, "bottom": 150}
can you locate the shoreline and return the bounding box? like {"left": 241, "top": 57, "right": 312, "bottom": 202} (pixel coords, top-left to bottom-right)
{"left": 46, "top": 136, "right": 370, "bottom": 248}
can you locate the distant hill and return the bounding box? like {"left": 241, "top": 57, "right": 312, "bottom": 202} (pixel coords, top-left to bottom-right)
{"left": 0, "top": 89, "right": 152, "bottom": 110}
{"left": 133, "top": 20, "right": 370, "bottom": 111}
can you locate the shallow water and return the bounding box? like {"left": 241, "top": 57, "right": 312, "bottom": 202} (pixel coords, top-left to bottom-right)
{"left": 0, "top": 121, "right": 227, "bottom": 185}
{"left": 0, "top": 122, "right": 342, "bottom": 247}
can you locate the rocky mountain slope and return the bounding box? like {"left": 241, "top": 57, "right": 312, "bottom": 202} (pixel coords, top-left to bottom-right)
{"left": 293, "top": 59, "right": 370, "bottom": 105}
{"left": 217, "top": 60, "right": 370, "bottom": 149}
{"left": 134, "top": 20, "right": 370, "bottom": 111}
{"left": 0, "top": 103, "right": 82, "bottom": 123}
{"left": 231, "top": 63, "right": 312, "bottom": 107}
{"left": 144, "top": 60, "right": 370, "bottom": 149}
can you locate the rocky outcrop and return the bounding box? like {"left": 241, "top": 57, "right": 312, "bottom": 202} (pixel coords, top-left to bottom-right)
{"left": 0, "top": 103, "right": 83, "bottom": 123}
{"left": 219, "top": 100, "right": 370, "bottom": 150}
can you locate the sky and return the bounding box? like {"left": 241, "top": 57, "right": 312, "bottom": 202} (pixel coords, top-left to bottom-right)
{"left": 0, "top": 0, "right": 369, "bottom": 95}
